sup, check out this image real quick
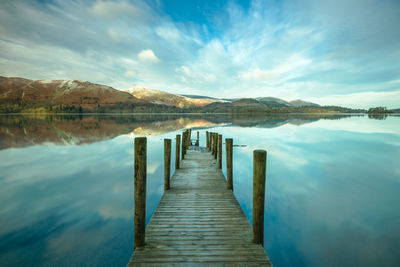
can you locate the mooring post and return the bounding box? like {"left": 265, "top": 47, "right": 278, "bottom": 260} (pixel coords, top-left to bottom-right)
{"left": 181, "top": 132, "right": 185, "bottom": 160}
{"left": 175, "top": 134, "right": 180, "bottom": 169}
{"left": 196, "top": 131, "right": 199, "bottom": 146}
{"left": 206, "top": 131, "right": 209, "bottom": 149}
{"left": 214, "top": 133, "right": 218, "bottom": 159}
{"left": 134, "top": 137, "right": 147, "bottom": 249}
{"left": 226, "top": 138, "right": 233, "bottom": 190}
{"left": 164, "top": 139, "right": 171, "bottom": 191}
{"left": 218, "top": 134, "right": 222, "bottom": 169}
{"left": 253, "top": 150, "right": 267, "bottom": 246}
{"left": 211, "top": 133, "right": 214, "bottom": 155}
{"left": 186, "top": 130, "right": 190, "bottom": 150}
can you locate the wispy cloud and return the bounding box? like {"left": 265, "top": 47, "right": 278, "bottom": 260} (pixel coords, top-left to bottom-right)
{"left": 138, "top": 49, "right": 160, "bottom": 63}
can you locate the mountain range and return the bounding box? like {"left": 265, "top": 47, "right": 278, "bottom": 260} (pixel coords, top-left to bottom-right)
{"left": 0, "top": 76, "right": 364, "bottom": 113}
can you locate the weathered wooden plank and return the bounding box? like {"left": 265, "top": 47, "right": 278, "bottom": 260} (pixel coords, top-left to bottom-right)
{"left": 128, "top": 146, "right": 272, "bottom": 266}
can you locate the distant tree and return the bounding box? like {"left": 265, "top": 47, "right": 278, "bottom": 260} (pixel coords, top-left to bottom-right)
{"left": 367, "top": 107, "right": 390, "bottom": 114}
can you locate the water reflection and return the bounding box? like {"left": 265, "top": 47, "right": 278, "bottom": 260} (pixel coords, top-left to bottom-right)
{"left": 0, "top": 114, "right": 399, "bottom": 266}
{"left": 0, "top": 113, "right": 353, "bottom": 150}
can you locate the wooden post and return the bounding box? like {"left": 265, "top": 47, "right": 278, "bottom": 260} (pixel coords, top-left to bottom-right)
{"left": 226, "top": 138, "right": 233, "bottom": 190}
{"left": 185, "top": 130, "right": 189, "bottom": 151}
{"left": 253, "top": 150, "right": 267, "bottom": 246}
{"left": 189, "top": 129, "right": 192, "bottom": 145}
{"left": 134, "top": 137, "right": 147, "bottom": 249}
{"left": 218, "top": 134, "right": 222, "bottom": 169}
{"left": 214, "top": 133, "right": 218, "bottom": 159}
{"left": 211, "top": 133, "right": 214, "bottom": 155}
{"left": 196, "top": 131, "right": 199, "bottom": 146}
{"left": 181, "top": 132, "right": 186, "bottom": 159}
{"left": 206, "top": 131, "right": 209, "bottom": 149}
{"left": 164, "top": 139, "right": 171, "bottom": 191}
{"left": 175, "top": 134, "right": 180, "bottom": 169}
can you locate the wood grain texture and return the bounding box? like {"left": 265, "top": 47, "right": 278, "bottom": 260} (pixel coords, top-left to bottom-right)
{"left": 134, "top": 137, "right": 147, "bottom": 249}
{"left": 164, "top": 139, "right": 171, "bottom": 191}
{"left": 218, "top": 134, "right": 222, "bottom": 169}
{"left": 128, "top": 146, "right": 272, "bottom": 266}
{"left": 226, "top": 138, "right": 233, "bottom": 191}
{"left": 253, "top": 150, "right": 267, "bottom": 246}
{"left": 175, "top": 134, "right": 180, "bottom": 169}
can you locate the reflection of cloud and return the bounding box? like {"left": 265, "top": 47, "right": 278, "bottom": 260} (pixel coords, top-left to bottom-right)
{"left": 97, "top": 205, "right": 131, "bottom": 219}
{"left": 209, "top": 121, "right": 400, "bottom": 266}
{"left": 305, "top": 115, "right": 400, "bottom": 135}
{"left": 147, "top": 162, "right": 160, "bottom": 174}
{"left": 0, "top": 132, "right": 170, "bottom": 265}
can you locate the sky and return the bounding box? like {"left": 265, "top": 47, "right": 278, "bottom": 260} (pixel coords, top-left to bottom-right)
{"left": 0, "top": 0, "right": 399, "bottom": 108}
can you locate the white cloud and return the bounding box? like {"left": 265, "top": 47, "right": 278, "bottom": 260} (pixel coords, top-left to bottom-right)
{"left": 308, "top": 90, "right": 400, "bottom": 109}
{"left": 176, "top": 65, "right": 216, "bottom": 83}
{"left": 125, "top": 70, "right": 136, "bottom": 78}
{"left": 91, "top": 0, "right": 141, "bottom": 18}
{"left": 239, "top": 68, "right": 273, "bottom": 81}
{"left": 155, "top": 24, "right": 183, "bottom": 41}
{"left": 176, "top": 66, "right": 192, "bottom": 77}
{"left": 138, "top": 49, "right": 160, "bottom": 63}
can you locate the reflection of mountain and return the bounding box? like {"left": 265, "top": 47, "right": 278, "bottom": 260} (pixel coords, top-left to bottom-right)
{"left": 0, "top": 114, "right": 354, "bottom": 150}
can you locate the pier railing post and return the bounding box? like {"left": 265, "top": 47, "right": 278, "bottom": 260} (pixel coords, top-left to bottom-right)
{"left": 218, "top": 134, "right": 222, "bottom": 169}
{"left": 226, "top": 138, "right": 233, "bottom": 190}
{"left": 206, "top": 131, "right": 209, "bottom": 149}
{"left": 175, "top": 134, "right": 180, "bottom": 169}
{"left": 181, "top": 132, "right": 186, "bottom": 160}
{"left": 134, "top": 137, "right": 147, "bottom": 249}
{"left": 214, "top": 133, "right": 218, "bottom": 159}
{"left": 185, "top": 130, "right": 189, "bottom": 151}
{"left": 164, "top": 139, "right": 171, "bottom": 191}
{"left": 211, "top": 133, "right": 214, "bottom": 155}
{"left": 253, "top": 150, "right": 267, "bottom": 246}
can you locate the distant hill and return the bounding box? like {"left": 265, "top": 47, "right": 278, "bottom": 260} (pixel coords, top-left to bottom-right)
{"left": 197, "top": 98, "right": 362, "bottom": 114}
{"left": 289, "top": 99, "right": 320, "bottom": 107}
{"left": 180, "top": 94, "right": 223, "bottom": 101}
{"left": 0, "top": 77, "right": 179, "bottom": 113}
{"left": 0, "top": 76, "right": 365, "bottom": 114}
{"left": 126, "top": 87, "right": 221, "bottom": 108}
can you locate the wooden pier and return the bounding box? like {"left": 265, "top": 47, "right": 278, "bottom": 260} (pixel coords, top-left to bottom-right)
{"left": 128, "top": 132, "right": 272, "bottom": 266}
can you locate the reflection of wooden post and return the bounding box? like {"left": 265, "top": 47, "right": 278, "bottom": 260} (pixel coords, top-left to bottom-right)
{"left": 214, "top": 133, "right": 218, "bottom": 159}
{"left": 253, "top": 150, "right": 267, "bottom": 246}
{"left": 164, "top": 139, "right": 171, "bottom": 191}
{"left": 181, "top": 132, "right": 185, "bottom": 160}
{"left": 206, "top": 131, "right": 209, "bottom": 149}
{"left": 196, "top": 131, "right": 199, "bottom": 146}
{"left": 134, "top": 137, "right": 146, "bottom": 249}
{"left": 226, "top": 138, "right": 233, "bottom": 190}
{"left": 218, "top": 134, "right": 222, "bottom": 169}
{"left": 175, "top": 134, "right": 180, "bottom": 169}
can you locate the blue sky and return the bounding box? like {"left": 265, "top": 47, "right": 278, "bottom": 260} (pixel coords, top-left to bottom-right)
{"left": 0, "top": 0, "right": 399, "bottom": 108}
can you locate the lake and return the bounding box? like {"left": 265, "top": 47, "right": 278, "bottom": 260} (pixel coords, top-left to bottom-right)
{"left": 0, "top": 114, "right": 399, "bottom": 267}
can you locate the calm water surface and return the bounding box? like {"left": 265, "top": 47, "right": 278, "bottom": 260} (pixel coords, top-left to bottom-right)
{"left": 0, "top": 114, "right": 399, "bottom": 266}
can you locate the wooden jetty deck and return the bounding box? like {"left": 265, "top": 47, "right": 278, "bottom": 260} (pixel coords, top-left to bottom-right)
{"left": 128, "top": 142, "right": 272, "bottom": 266}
